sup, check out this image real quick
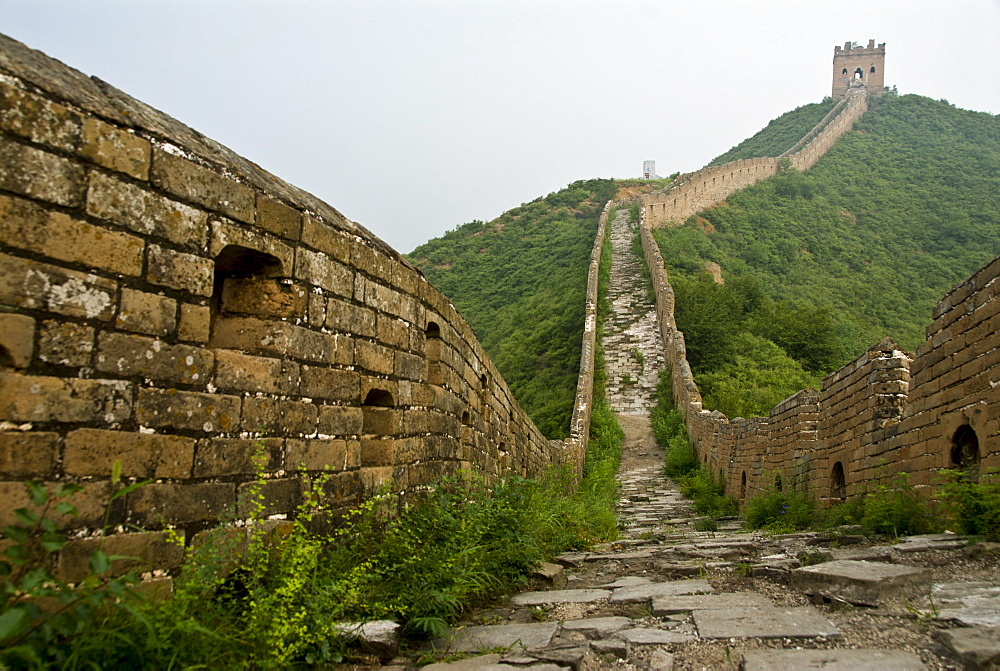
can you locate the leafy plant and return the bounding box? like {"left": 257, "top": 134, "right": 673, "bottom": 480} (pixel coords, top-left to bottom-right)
{"left": 938, "top": 469, "right": 1000, "bottom": 541}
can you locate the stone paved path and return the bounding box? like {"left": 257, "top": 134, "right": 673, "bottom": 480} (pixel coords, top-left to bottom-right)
{"left": 381, "top": 213, "right": 1000, "bottom": 670}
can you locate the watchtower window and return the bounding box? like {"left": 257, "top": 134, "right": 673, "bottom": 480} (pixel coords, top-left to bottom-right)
{"left": 830, "top": 461, "right": 846, "bottom": 500}
{"left": 870, "top": 66, "right": 876, "bottom": 73}
{"left": 950, "top": 425, "right": 980, "bottom": 481}
{"left": 425, "top": 322, "right": 441, "bottom": 340}
{"left": 426, "top": 321, "right": 443, "bottom": 385}
{"left": 740, "top": 471, "right": 747, "bottom": 500}
{"left": 842, "top": 68, "right": 848, "bottom": 75}
{"left": 854, "top": 67, "right": 864, "bottom": 80}
{"left": 211, "top": 245, "right": 283, "bottom": 314}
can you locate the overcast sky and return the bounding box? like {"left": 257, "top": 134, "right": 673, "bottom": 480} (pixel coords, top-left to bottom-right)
{"left": 2, "top": 1, "right": 998, "bottom": 253}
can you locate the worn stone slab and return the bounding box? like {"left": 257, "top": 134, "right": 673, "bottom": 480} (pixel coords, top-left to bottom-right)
{"left": 609, "top": 579, "right": 714, "bottom": 604}
{"left": 936, "top": 625, "right": 1000, "bottom": 669}
{"left": 422, "top": 653, "right": 567, "bottom": 670}
{"left": 583, "top": 550, "right": 653, "bottom": 562}
{"left": 531, "top": 562, "right": 566, "bottom": 588}
{"left": 448, "top": 622, "right": 558, "bottom": 652}
{"left": 649, "top": 650, "right": 675, "bottom": 670}
{"left": 616, "top": 627, "right": 694, "bottom": 645}
{"left": 791, "top": 560, "right": 931, "bottom": 606}
{"left": 553, "top": 552, "right": 587, "bottom": 568}
{"left": 932, "top": 581, "right": 1000, "bottom": 626}
{"left": 651, "top": 592, "right": 772, "bottom": 615}
{"left": 560, "top": 616, "right": 632, "bottom": 637}
{"left": 598, "top": 576, "right": 652, "bottom": 588}
{"left": 694, "top": 606, "right": 840, "bottom": 639}
{"left": 742, "top": 648, "right": 925, "bottom": 670}
{"left": 333, "top": 620, "right": 400, "bottom": 659}
{"left": 511, "top": 589, "right": 610, "bottom": 606}
{"left": 591, "top": 639, "right": 628, "bottom": 658}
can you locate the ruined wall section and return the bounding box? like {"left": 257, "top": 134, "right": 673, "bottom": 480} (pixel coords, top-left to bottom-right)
{"left": 0, "top": 34, "right": 578, "bottom": 580}
{"left": 642, "top": 88, "right": 867, "bottom": 229}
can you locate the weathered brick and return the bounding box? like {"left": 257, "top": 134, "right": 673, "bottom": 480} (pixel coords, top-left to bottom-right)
{"left": 127, "top": 482, "right": 235, "bottom": 525}
{"left": 37, "top": 319, "right": 94, "bottom": 367}
{"left": 0, "top": 253, "right": 117, "bottom": 321}
{"left": 64, "top": 428, "right": 195, "bottom": 479}
{"left": 236, "top": 478, "right": 300, "bottom": 518}
{"left": 0, "top": 196, "right": 144, "bottom": 275}
{"left": 58, "top": 531, "right": 183, "bottom": 583}
{"left": 355, "top": 340, "right": 394, "bottom": 375}
{"left": 210, "top": 217, "right": 294, "bottom": 271}
{"left": 193, "top": 437, "right": 281, "bottom": 477}
{"left": 116, "top": 288, "right": 177, "bottom": 336}
{"left": 95, "top": 332, "right": 213, "bottom": 385}
{"left": 80, "top": 117, "right": 151, "bottom": 180}
{"left": 361, "top": 407, "right": 399, "bottom": 436}
{"left": 147, "top": 244, "right": 214, "bottom": 296}
{"left": 0, "top": 312, "right": 34, "bottom": 368}
{"left": 241, "top": 397, "right": 317, "bottom": 436}
{"left": 136, "top": 388, "right": 239, "bottom": 433}
{"left": 317, "top": 405, "right": 364, "bottom": 436}
{"left": 299, "top": 366, "right": 358, "bottom": 403}
{"left": 301, "top": 215, "right": 350, "bottom": 263}
{"left": 0, "top": 431, "right": 58, "bottom": 477}
{"left": 351, "top": 243, "right": 393, "bottom": 283}
{"left": 395, "top": 351, "right": 427, "bottom": 381}
{"left": 326, "top": 298, "right": 376, "bottom": 338}
{"left": 220, "top": 277, "right": 307, "bottom": 318}
{"left": 211, "top": 316, "right": 336, "bottom": 363}
{"left": 376, "top": 314, "right": 409, "bottom": 349}
{"left": 0, "top": 480, "right": 114, "bottom": 530}
{"left": 86, "top": 172, "right": 207, "bottom": 251}
{"left": 294, "top": 247, "right": 354, "bottom": 297}
{"left": 285, "top": 438, "right": 358, "bottom": 471}
{"left": 0, "top": 372, "right": 131, "bottom": 423}
{"left": 359, "top": 438, "right": 394, "bottom": 467}
{"left": 0, "top": 137, "right": 85, "bottom": 207}
{"left": 307, "top": 292, "right": 326, "bottom": 327}
{"left": 0, "top": 81, "right": 81, "bottom": 151}
{"left": 178, "top": 303, "right": 211, "bottom": 343}
{"left": 214, "top": 349, "right": 299, "bottom": 394}
{"left": 257, "top": 195, "right": 302, "bottom": 240}
{"left": 151, "top": 149, "right": 254, "bottom": 223}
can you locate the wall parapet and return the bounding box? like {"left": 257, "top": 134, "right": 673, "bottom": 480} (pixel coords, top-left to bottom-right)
{"left": 0, "top": 33, "right": 583, "bottom": 577}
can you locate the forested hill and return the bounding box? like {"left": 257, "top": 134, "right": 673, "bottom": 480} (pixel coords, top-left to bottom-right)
{"left": 654, "top": 93, "right": 1000, "bottom": 418}
{"left": 709, "top": 99, "right": 837, "bottom": 165}
{"left": 407, "top": 180, "right": 618, "bottom": 439}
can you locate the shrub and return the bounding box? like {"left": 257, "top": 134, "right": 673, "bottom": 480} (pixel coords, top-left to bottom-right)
{"left": 743, "top": 486, "right": 816, "bottom": 532}
{"left": 859, "top": 474, "right": 939, "bottom": 537}
{"left": 938, "top": 470, "right": 1000, "bottom": 541}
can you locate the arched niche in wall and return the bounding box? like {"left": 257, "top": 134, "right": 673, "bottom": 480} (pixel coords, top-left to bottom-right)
{"left": 426, "top": 321, "right": 443, "bottom": 386}
{"left": 830, "top": 461, "right": 846, "bottom": 501}
{"left": 362, "top": 388, "right": 396, "bottom": 436}
{"left": 209, "top": 245, "right": 286, "bottom": 344}
{"left": 740, "top": 471, "right": 747, "bottom": 501}
{"left": 950, "top": 425, "right": 981, "bottom": 482}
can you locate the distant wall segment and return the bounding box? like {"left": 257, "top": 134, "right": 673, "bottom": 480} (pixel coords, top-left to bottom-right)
{"left": 0, "top": 34, "right": 585, "bottom": 577}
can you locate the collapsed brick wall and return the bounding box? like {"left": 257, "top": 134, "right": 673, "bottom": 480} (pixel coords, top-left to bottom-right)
{"left": 641, "top": 201, "right": 999, "bottom": 506}
{"left": 642, "top": 87, "right": 868, "bottom": 229}
{"left": 0, "top": 34, "right": 586, "bottom": 580}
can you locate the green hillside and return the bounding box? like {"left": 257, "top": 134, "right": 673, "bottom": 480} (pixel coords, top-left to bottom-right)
{"left": 709, "top": 99, "right": 838, "bottom": 165}
{"left": 656, "top": 93, "right": 1000, "bottom": 418}
{"left": 408, "top": 179, "right": 617, "bottom": 439}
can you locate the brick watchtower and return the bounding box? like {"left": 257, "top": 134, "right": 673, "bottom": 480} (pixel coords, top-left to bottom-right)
{"left": 832, "top": 40, "right": 885, "bottom": 99}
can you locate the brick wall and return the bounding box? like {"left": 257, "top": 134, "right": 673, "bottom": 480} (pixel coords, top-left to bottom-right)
{"left": 0, "top": 34, "right": 587, "bottom": 577}
{"left": 642, "top": 87, "right": 868, "bottom": 229}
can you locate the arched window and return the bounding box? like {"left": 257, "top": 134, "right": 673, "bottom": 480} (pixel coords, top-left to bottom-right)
{"left": 361, "top": 388, "right": 395, "bottom": 435}
{"left": 426, "top": 321, "right": 443, "bottom": 385}
{"left": 842, "top": 68, "right": 848, "bottom": 75}
{"left": 854, "top": 67, "right": 864, "bottom": 80}
{"left": 830, "top": 462, "right": 846, "bottom": 501}
{"left": 951, "top": 425, "right": 980, "bottom": 481}
{"left": 870, "top": 66, "right": 876, "bottom": 73}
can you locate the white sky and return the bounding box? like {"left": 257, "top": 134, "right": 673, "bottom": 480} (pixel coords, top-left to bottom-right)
{"left": 2, "top": 1, "right": 998, "bottom": 253}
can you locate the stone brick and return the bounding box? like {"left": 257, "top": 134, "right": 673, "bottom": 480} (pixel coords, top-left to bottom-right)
{"left": 136, "top": 388, "right": 239, "bottom": 433}
{"left": 37, "top": 319, "right": 94, "bottom": 367}
{"left": 116, "top": 288, "right": 177, "bottom": 336}
{"left": 294, "top": 247, "right": 354, "bottom": 297}
{"left": 57, "top": 531, "right": 183, "bottom": 583}
{"left": 257, "top": 195, "right": 302, "bottom": 240}
{"left": 395, "top": 351, "right": 427, "bottom": 381}
{"left": 210, "top": 217, "right": 294, "bottom": 272}
{"left": 64, "top": 428, "right": 195, "bottom": 479}
{"left": 376, "top": 314, "right": 409, "bottom": 349}
{"left": 326, "top": 299, "right": 376, "bottom": 338}
{"left": 147, "top": 244, "right": 214, "bottom": 296}
{"left": 301, "top": 215, "right": 351, "bottom": 263}
{"left": 307, "top": 292, "right": 326, "bottom": 327}
{"left": 219, "top": 277, "right": 307, "bottom": 318}
{"left": 356, "top": 340, "right": 394, "bottom": 375}
{"left": 0, "top": 372, "right": 131, "bottom": 424}
{"left": 211, "top": 316, "right": 336, "bottom": 363}
{"left": 236, "top": 478, "right": 300, "bottom": 517}
{"left": 79, "top": 117, "right": 150, "bottom": 180}
{"left": 95, "top": 332, "right": 213, "bottom": 385}
{"left": 86, "top": 172, "right": 207, "bottom": 251}
{"left": 214, "top": 349, "right": 299, "bottom": 395}
{"left": 360, "top": 465, "right": 393, "bottom": 491}
{"left": 361, "top": 407, "right": 399, "bottom": 436}
{"left": 317, "top": 405, "right": 364, "bottom": 436}
{"left": 0, "top": 431, "right": 58, "bottom": 477}
{"left": 360, "top": 438, "right": 395, "bottom": 467}
{"left": 127, "top": 482, "right": 235, "bottom": 525}
{"left": 299, "top": 366, "right": 359, "bottom": 403}
{"left": 241, "top": 397, "right": 317, "bottom": 436}
{"left": 193, "top": 437, "right": 281, "bottom": 477}
{"left": 0, "top": 81, "right": 81, "bottom": 152}
{"left": 0, "top": 253, "right": 117, "bottom": 321}
{"left": 177, "top": 303, "right": 211, "bottom": 343}
{"left": 0, "top": 136, "right": 85, "bottom": 206}
{"left": 0, "top": 197, "right": 144, "bottom": 275}
{"left": 351, "top": 243, "right": 393, "bottom": 283}
{"left": 285, "top": 438, "right": 358, "bottom": 471}
{"left": 319, "top": 470, "right": 362, "bottom": 504}
{"left": 0, "top": 312, "right": 34, "bottom": 368}
{"left": 151, "top": 149, "right": 255, "bottom": 223}
{"left": 0, "top": 480, "right": 114, "bottom": 530}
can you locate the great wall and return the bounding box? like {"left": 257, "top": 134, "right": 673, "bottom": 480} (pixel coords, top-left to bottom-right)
{"left": 0, "top": 31, "right": 997, "bottom": 627}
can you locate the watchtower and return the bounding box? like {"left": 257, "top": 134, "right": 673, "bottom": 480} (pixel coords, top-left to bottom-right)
{"left": 832, "top": 40, "right": 885, "bottom": 99}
